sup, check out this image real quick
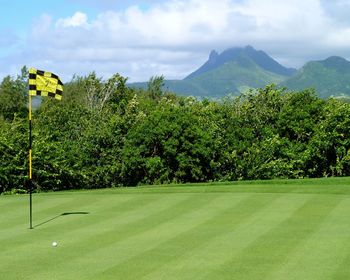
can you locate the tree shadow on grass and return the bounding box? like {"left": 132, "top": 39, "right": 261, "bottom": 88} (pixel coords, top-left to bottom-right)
{"left": 34, "top": 212, "right": 90, "bottom": 228}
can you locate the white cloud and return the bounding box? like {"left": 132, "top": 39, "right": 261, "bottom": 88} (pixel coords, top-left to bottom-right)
{"left": 56, "top": 11, "right": 89, "bottom": 28}
{"left": 2, "top": 0, "right": 350, "bottom": 82}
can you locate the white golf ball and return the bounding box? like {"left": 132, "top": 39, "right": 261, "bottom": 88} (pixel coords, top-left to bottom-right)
{"left": 52, "top": 241, "right": 58, "bottom": 247}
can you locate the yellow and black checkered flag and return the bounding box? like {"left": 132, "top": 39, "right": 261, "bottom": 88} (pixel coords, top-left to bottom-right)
{"left": 29, "top": 68, "right": 63, "bottom": 100}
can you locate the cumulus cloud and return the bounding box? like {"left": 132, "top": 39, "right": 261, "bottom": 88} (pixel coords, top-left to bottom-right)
{"left": 3, "top": 0, "right": 350, "bottom": 82}
{"left": 56, "top": 12, "right": 89, "bottom": 28}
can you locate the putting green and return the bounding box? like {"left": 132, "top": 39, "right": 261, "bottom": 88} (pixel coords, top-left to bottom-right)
{"left": 1, "top": 177, "right": 350, "bottom": 279}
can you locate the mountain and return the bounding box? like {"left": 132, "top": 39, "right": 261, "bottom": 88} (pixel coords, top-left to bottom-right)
{"left": 129, "top": 47, "right": 350, "bottom": 99}
{"left": 178, "top": 46, "right": 297, "bottom": 97}
{"left": 281, "top": 56, "right": 350, "bottom": 98}
{"left": 185, "top": 45, "right": 296, "bottom": 79}
{"left": 129, "top": 46, "right": 297, "bottom": 98}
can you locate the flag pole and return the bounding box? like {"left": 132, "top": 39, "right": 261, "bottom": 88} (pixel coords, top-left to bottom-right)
{"left": 27, "top": 67, "right": 64, "bottom": 229}
{"left": 28, "top": 93, "right": 33, "bottom": 229}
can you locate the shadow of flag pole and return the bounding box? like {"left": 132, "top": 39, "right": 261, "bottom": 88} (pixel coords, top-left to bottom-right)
{"left": 27, "top": 68, "right": 64, "bottom": 229}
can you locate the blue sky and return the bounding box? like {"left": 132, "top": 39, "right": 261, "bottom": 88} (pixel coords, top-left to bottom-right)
{"left": 1, "top": 0, "right": 350, "bottom": 82}
{"left": 1, "top": 0, "right": 154, "bottom": 30}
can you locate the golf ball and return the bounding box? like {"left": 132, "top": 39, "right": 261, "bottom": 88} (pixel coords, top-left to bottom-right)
{"left": 52, "top": 241, "right": 58, "bottom": 247}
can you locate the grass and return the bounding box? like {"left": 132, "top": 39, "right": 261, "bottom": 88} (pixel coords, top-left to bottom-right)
{"left": 1, "top": 177, "right": 350, "bottom": 279}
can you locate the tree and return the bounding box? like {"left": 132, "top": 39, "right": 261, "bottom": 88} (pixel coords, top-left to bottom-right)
{"left": 147, "top": 75, "right": 165, "bottom": 100}
{"left": 0, "top": 117, "right": 27, "bottom": 193}
{"left": 306, "top": 99, "right": 350, "bottom": 177}
{"left": 0, "top": 66, "right": 28, "bottom": 120}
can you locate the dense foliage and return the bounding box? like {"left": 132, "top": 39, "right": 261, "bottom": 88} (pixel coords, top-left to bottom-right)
{"left": 1, "top": 69, "right": 350, "bottom": 193}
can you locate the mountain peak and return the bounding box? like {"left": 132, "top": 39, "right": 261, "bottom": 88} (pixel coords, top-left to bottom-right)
{"left": 244, "top": 45, "right": 255, "bottom": 50}
{"left": 325, "top": 55, "right": 346, "bottom": 61}
{"left": 209, "top": 50, "right": 219, "bottom": 61}
{"left": 322, "top": 56, "right": 350, "bottom": 71}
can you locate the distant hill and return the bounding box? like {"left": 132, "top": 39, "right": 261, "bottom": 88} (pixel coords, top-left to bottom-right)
{"left": 129, "top": 46, "right": 296, "bottom": 98}
{"left": 281, "top": 56, "right": 350, "bottom": 98}
{"left": 129, "top": 47, "right": 350, "bottom": 99}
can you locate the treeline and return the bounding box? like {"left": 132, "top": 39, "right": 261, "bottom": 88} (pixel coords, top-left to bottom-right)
{"left": 1, "top": 67, "right": 350, "bottom": 193}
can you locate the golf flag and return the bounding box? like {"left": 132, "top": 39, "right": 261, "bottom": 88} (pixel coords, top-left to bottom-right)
{"left": 29, "top": 68, "right": 63, "bottom": 100}
{"left": 27, "top": 68, "right": 64, "bottom": 229}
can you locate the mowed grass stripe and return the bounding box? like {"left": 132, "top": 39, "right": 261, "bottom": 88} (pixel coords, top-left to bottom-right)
{"left": 90, "top": 193, "right": 281, "bottom": 280}
{"left": 0, "top": 193, "right": 138, "bottom": 242}
{"left": 269, "top": 196, "right": 350, "bottom": 280}
{"left": 205, "top": 195, "right": 342, "bottom": 280}
{"left": 0, "top": 195, "right": 96, "bottom": 230}
{"left": 1, "top": 193, "right": 217, "bottom": 279}
{"left": 140, "top": 193, "right": 311, "bottom": 280}
{"left": 72, "top": 194, "right": 214, "bottom": 247}
{"left": 32, "top": 193, "right": 261, "bottom": 280}
{"left": 0, "top": 196, "right": 27, "bottom": 216}
{"left": 34, "top": 193, "right": 157, "bottom": 231}
{"left": 0, "top": 194, "right": 139, "bottom": 250}
{"left": 48, "top": 193, "right": 198, "bottom": 242}
{"left": 333, "top": 240, "right": 350, "bottom": 279}
{"left": 45, "top": 193, "right": 203, "bottom": 254}
{"left": 0, "top": 196, "right": 33, "bottom": 227}
{"left": 131, "top": 177, "right": 350, "bottom": 195}
{"left": 0, "top": 193, "right": 100, "bottom": 227}
{"left": 0, "top": 193, "right": 185, "bottom": 267}
{"left": 31, "top": 192, "right": 169, "bottom": 234}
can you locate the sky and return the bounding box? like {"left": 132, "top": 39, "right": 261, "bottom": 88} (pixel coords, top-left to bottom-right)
{"left": 1, "top": 0, "right": 350, "bottom": 82}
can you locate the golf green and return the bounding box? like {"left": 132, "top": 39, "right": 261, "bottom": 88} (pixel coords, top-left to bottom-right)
{"left": 1, "top": 177, "right": 350, "bottom": 279}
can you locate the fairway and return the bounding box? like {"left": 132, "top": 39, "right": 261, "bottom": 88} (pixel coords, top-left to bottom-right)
{"left": 1, "top": 178, "right": 350, "bottom": 279}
